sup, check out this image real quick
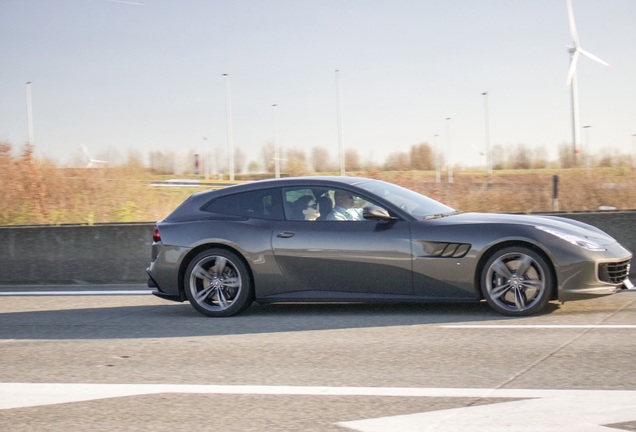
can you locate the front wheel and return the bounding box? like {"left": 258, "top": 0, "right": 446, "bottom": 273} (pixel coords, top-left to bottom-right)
{"left": 184, "top": 249, "right": 253, "bottom": 317}
{"left": 481, "top": 246, "right": 554, "bottom": 316}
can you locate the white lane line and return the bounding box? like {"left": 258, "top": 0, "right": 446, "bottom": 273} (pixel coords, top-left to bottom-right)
{"left": 440, "top": 324, "right": 636, "bottom": 329}
{"left": 0, "top": 290, "right": 153, "bottom": 296}
{"left": 0, "top": 384, "right": 497, "bottom": 409}
{"left": 0, "top": 383, "right": 634, "bottom": 409}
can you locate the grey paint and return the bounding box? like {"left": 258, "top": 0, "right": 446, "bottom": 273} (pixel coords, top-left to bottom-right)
{"left": 0, "top": 212, "right": 634, "bottom": 285}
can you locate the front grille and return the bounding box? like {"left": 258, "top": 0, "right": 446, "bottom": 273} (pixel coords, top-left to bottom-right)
{"left": 598, "top": 260, "right": 631, "bottom": 284}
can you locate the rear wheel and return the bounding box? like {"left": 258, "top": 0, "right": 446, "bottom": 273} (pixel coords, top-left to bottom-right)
{"left": 481, "top": 246, "right": 553, "bottom": 316}
{"left": 184, "top": 249, "right": 253, "bottom": 317}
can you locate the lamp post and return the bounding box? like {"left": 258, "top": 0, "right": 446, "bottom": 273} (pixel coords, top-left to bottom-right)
{"left": 434, "top": 134, "right": 440, "bottom": 183}
{"left": 272, "top": 104, "right": 280, "bottom": 178}
{"left": 201, "top": 137, "right": 208, "bottom": 179}
{"left": 222, "top": 74, "right": 235, "bottom": 181}
{"left": 445, "top": 117, "right": 453, "bottom": 183}
{"left": 632, "top": 134, "right": 636, "bottom": 173}
{"left": 335, "top": 69, "right": 345, "bottom": 176}
{"left": 482, "top": 92, "right": 492, "bottom": 180}
{"left": 582, "top": 125, "right": 591, "bottom": 170}
{"left": 26, "top": 82, "right": 35, "bottom": 149}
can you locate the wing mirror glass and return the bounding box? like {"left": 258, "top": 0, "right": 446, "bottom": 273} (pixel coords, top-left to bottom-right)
{"left": 363, "top": 205, "right": 397, "bottom": 221}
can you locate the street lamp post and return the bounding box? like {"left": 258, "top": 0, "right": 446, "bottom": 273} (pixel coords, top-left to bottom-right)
{"left": 202, "top": 137, "right": 209, "bottom": 180}
{"left": 445, "top": 117, "right": 453, "bottom": 183}
{"left": 335, "top": 69, "right": 345, "bottom": 176}
{"left": 631, "top": 134, "right": 636, "bottom": 173}
{"left": 26, "top": 82, "right": 35, "bottom": 148}
{"left": 582, "top": 125, "right": 591, "bottom": 170}
{"left": 434, "top": 134, "right": 440, "bottom": 183}
{"left": 482, "top": 92, "right": 492, "bottom": 180}
{"left": 272, "top": 104, "right": 280, "bottom": 178}
{"left": 222, "top": 74, "right": 235, "bottom": 181}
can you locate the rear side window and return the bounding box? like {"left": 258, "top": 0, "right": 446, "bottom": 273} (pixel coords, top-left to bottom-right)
{"left": 203, "top": 189, "right": 283, "bottom": 220}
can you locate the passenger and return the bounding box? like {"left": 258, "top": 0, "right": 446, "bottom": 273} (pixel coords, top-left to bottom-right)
{"left": 291, "top": 195, "right": 320, "bottom": 221}
{"left": 326, "top": 190, "right": 363, "bottom": 221}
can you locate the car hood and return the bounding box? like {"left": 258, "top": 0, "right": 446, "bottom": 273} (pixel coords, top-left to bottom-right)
{"left": 430, "top": 212, "right": 618, "bottom": 245}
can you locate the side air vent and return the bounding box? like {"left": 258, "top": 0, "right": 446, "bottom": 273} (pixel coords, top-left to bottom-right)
{"left": 418, "top": 241, "right": 471, "bottom": 258}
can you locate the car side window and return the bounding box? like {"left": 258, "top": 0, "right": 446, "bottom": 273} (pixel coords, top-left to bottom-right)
{"left": 324, "top": 188, "right": 371, "bottom": 221}
{"left": 280, "top": 187, "right": 389, "bottom": 222}
{"left": 203, "top": 189, "right": 283, "bottom": 220}
{"left": 283, "top": 188, "right": 319, "bottom": 221}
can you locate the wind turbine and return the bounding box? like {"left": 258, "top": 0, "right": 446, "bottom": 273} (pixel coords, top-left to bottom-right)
{"left": 566, "top": 0, "right": 610, "bottom": 159}
{"left": 81, "top": 144, "right": 108, "bottom": 168}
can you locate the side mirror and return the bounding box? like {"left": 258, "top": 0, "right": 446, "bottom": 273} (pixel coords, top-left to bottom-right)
{"left": 363, "top": 205, "right": 397, "bottom": 221}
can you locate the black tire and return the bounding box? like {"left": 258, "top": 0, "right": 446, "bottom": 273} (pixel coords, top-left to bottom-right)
{"left": 184, "top": 249, "right": 253, "bottom": 317}
{"left": 480, "top": 246, "right": 553, "bottom": 316}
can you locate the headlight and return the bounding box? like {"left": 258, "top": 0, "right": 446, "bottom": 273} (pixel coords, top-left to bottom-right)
{"left": 536, "top": 225, "right": 606, "bottom": 251}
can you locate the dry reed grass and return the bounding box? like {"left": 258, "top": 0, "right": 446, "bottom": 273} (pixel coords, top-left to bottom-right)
{"left": 1, "top": 146, "right": 635, "bottom": 226}
{"left": 0, "top": 146, "right": 197, "bottom": 225}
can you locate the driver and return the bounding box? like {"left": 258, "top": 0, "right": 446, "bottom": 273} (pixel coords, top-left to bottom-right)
{"left": 326, "top": 190, "right": 363, "bottom": 221}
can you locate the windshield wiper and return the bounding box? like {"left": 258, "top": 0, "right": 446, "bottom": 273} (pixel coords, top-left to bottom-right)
{"left": 424, "top": 210, "right": 462, "bottom": 220}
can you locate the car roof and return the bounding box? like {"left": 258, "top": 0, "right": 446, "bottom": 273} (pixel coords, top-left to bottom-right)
{"left": 197, "top": 176, "right": 374, "bottom": 197}
{"left": 235, "top": 175, "right": 369, "bottom": 189}
{"left": 166, "top": 176, "right": 381, "bottom": 221}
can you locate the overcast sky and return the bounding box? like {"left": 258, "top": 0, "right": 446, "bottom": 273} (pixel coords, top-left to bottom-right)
{"left": 1, "top": 0, "right": 635, "bottom": 170}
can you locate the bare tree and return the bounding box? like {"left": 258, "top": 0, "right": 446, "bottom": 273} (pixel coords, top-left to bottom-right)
{"left": 531, "top": 145, "right": 549, "bottom": 169}
{"left": 125, "top": 149, "right": 144, "bottom": 168}
{"left": 285, "top": 148, "right": 310, "bottom": 176}
{"left": 311, "top": 146, "right": 332, "bottom": 172}
{"left": 234, "top": 148, "right": 246, "bottom": 174}
{"left": 558, "top": 143, "right": 576, "bottom": 169}
{"left": 345, "top": 149, "right": 361, "bottom": 171}
{"left": 510, "top": 144, "right": 531, "bottom": 169}
{"left": 384, "top": 151, "right": 410, "bottom": 171}
{"left": 149, "top": 150, "right": 176, "bottom": 174}
{"left": 491, "top": 144, "right": 504, "bottom": 170}
{"left": 410, "top": 143, "right": 434, "bottom": 170}
{"left": 261, "top": 142, "right": 275, "bottom": 173}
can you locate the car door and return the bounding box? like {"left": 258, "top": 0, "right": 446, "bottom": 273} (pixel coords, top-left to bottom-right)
{"left": 270, "top": 187, "right": 413, "bottom": 297}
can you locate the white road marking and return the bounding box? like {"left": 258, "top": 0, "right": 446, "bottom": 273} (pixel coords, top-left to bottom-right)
{"left": 0, "top": 290, "right": 153, "bottom": 296}
{"left": 0, "top": 384, "right": 494, "bottom": 409}
{"left": 339, "top": 388, "right": 636, "bottom": 432}
{"left": 0, "top": 383, "right": 635, "bottom": 432}
{"left": 441, "top": 324, "right": 636, "bottom": 329}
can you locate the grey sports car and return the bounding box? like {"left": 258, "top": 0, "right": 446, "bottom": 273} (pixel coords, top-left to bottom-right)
{"left": 146, "top": 176, "right": 633, "bottom": 317}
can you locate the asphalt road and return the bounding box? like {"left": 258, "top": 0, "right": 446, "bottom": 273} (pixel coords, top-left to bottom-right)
{"left": 0, "top": 285, "right": 635, "bottom": 431}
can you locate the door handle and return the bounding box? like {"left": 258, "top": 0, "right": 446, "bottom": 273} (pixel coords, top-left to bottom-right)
{"left": 277, "top": 231, "right": 295, "bottom": 238}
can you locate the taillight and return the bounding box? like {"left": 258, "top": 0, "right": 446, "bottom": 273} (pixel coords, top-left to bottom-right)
{"left": 152, "top": 226, "right": 162, "bottom": 243}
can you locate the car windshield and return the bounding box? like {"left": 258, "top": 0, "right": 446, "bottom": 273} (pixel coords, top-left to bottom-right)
{"left": 356, "top": 179, "right": 457, "bottom": 219}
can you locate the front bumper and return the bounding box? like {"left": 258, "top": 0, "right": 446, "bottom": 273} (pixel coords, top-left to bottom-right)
{"left": 557, "top": 247, "right": 632, "bottom": 301}
{"left": 620, "top": 277, "right": 635, "bottom": 291}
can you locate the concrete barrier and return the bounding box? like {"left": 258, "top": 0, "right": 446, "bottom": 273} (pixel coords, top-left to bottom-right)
{"left": 0, "top": 212, "right": 634, "bottom": 285}
{"left": 0, "top": 223, "right": 154, "bottom": 285}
